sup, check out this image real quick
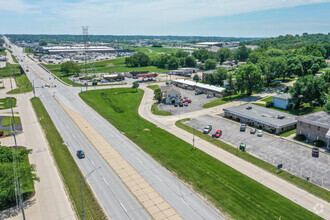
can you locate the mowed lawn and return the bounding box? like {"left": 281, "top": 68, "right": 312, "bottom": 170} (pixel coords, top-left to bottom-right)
{"left": 80, "top": 88, "right": 320, "bottom": 220}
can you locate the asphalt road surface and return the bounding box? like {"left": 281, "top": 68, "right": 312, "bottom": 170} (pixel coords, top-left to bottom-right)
{"left": 10, "top": 41, "right": 224, "bottom": 219}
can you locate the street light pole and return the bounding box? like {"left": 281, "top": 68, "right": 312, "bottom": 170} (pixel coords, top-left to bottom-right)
{"left": 80, "top": 167, "right": 101, "bottom": 220}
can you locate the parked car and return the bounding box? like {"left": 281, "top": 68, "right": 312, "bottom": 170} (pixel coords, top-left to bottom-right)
{"left": 77, "top": 150, "right": 85, "bottom": 159}
{"left": 215, "top": 130, "right": 222, "bottom": 138}
{"left": 312, "top": 148, "right": 319, "bottom": 157}
{"left": 239, "top": 143, "right": 246, "bottom": 151}
{"left": 207, "top": 94, "right": 213, "bottom": 98}
{"left": 195, "top": 90, "right": 203, "bottom": 95}
{"left": 203, "top": 125, "right": 212, "bottom": 134}
{"left": 250, "top": 128, "right": 256, "bottom": 134}
{"left": 184, "top": 102, "right": 188, "bottom": 106}
{"left": 240, "top": 123, "right": 246, "bottom": 132}
{"left": 183, "top": 99, "right": 191, "bottom": 103}
{"left": 174, "top": 103, "right": 178, "bottom": 107}
{"left": 257, "top": 130, "right": 263, "bottom": 137}
{"left": 179, "top": 102, "right": 183, "bottom": 107}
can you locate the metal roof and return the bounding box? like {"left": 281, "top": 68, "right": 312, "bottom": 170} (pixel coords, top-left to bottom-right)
{"left": 273, "top": 93, "right": 292, "bottom": 100}
{"left": 223, "top": 104, "right": 297, "bottom": 128}
{"left": 172, "top": 79, "right": 225, "bottom": 93}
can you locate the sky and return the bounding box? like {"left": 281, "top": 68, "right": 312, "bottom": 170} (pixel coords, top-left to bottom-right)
{"left": 0, "top": 0, "right": 330, "bottom": 37}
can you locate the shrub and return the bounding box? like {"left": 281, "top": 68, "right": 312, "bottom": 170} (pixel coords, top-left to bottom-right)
{"left": 314, "top": 140, "right": 325, "bottom": 147}
{"left": 268, "top": 129, "right": 275, "bottom": 134}
{"left": 266, "top": 101, "right": 273, "bottom": 107}
{"left": 295, "top": 134, "right": 306, "bottom": 141}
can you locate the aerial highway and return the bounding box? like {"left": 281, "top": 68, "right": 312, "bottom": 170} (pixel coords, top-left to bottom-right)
{"left": 6, "top": 37, "right": 224, "bottom": 220}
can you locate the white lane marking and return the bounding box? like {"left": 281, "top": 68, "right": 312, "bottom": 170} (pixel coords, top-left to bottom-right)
{"left": 90, "top": 160, "right": 95, "bottom": 166}
{"left": 102, "top": 177, "right": 109, "bottom": 186}
{"left": 120, "top": 202, "right": 127, "bottom": 213}
{"left": 155, "top": 175, "right": 163, "bottom": 182}
{"left": 135, "top": 157, "right": 143, "bottom": 164}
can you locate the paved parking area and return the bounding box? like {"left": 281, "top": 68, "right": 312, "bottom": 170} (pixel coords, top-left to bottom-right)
{"left": 185, "top": 114, "right": 330, "bottom": 190}
{"left": 158, "top": 88, "right": 217, "bottom": 115}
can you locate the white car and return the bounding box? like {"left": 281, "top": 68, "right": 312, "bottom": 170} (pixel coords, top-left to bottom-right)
{"left": 257, "top": 130, "right": 263, "bottom": 137}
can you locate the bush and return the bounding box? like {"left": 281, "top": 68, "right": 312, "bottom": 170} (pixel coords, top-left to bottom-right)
{"left": 295, "top": 134, "right": 306, "bottom": 141}
{"left": 268, "top": 129, "right": 275, "bottom": 133}
{"left": 314, "top": 140, "right": 325, "bottom": 147}
{"left": 266, "top": 101, "right": 273, "bottom": 107}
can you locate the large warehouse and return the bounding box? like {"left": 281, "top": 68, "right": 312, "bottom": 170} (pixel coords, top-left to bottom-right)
{"left": 172, "top": 79, "right": 225, "bottom": 97}
{"left": 223, "top": 104, "right": 297, "bottom": 134}
{"left": 39, "top": 45, "right": 116, "bottom": 54}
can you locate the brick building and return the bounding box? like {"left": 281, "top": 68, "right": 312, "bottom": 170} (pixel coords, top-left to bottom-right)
{"left": 296, "top": 111, "right": 330, "bottom": 150}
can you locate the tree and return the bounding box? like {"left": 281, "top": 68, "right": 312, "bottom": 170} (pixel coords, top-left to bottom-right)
{"left": 287, "top": 56, "right": 303, "bottom": 77}
{"left": 236, "top": 64, "right": 263, "bottom": 95}
{"left": 192, "top": 49, "right": 215, "bottom": 62}
{"left": 203, "top": 58, "right": 217, "bottom": 70}
{"left": 205, "top": 67, "right": 228, "bottom": 86}
{"left": 324, "top": 93, "right": 330, "bottom": 113}
{"left": 154, "top": 88, "right": 163, "bottom": 103}
{"left": 193, "top": 74, "right": 199, "bottom": 82}
{"left": 184, "top": 56, "right": 196, "bottom": 67}
{"left": 225, "top": 73, "right": 236, "bottom": 98}
{"left": 234, "top": 45, "right": 252, "bottom": 61}
{"left": 175, "top": 50, "right": 189, "bottom": 58}
{"left": 152, "top": 42, "right": 162, "bottom": 47}
{"left": 322, "top": 70, "right": 330, "bottom": 85}
{"left": 216, "top": 47, "right": 232, "bottom": 64}
{"left": 167, "top": 56, "right": 179, "bottom": 70}
{"left": 132, "top": 81, "right": 139, "bottom": 91}
{"left": 290, "top": 75, "right": 328, "bottom": 108}
{"left": 38, "top": 39, "right": 47, "bottom": 46}
{"left": 298, "top": 44, "right": 327, "bottom": 58}
{"left": 257, "top": 57, "right": 273, "bottom": 85}
{"left": 125, "top": 52, "right": 150, "bottom": 67}
{"left": 269, "top": 56, "right": 287, "bottom": 79}
{"left": 60, "top": 61, "right": 76, "bottom": 77}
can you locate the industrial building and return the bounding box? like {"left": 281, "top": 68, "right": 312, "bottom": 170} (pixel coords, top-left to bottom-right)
{"left": 296, "top": 111, "right": 330, "bottom": 149}
{"left": 172, "top": 79, "right": 225, "bottom": 97}
{"left": 223, "top": 104, "right": 297, "bottom": 134}
{"left": 170, "top": 68, "right": 198, "bottom": 77}
{"left": 38, "top": 45, "right": 116, "bottom": 55}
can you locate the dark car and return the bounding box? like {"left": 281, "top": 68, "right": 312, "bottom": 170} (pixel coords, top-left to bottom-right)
{"left": 215, "top": 130, "right": 222, "bottom": 138}
{"left": 174, "top": 103, "right": 178, "bottom": 107}
{"left": 179, "top": 102, "right": 183, "bottom": 107}
{"left": 77, "top": 150, "right": 85, "bottom": 159}
{"left": 184, "top": 102, "right": 188, "bottom": 106}
{"left": 312, "top": 148, "right": 319, "bottom": 157}
{"left": 240, "top": 123, "right": 246, "bottom": 132}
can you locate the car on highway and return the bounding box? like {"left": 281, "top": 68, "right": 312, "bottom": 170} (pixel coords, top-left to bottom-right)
{"left": 312, "top": 148, "right": 319, "bottom": 157}
{"left": 215, "top": 130, "right": 222, "bottom": 138}
{"left": 240, "top": 123, "right": 246, "bottom": 132}
{"left": 257, "top": 130, "right": 263, "bottom": 137}
{"left": 203, "top": 125, "right": 212, "bottom": 134}
{"left": 250, "top": 128, "right": 256, "bottom": 134}
{"left": 76, "top": 150, "right": 85, "bottom": 159}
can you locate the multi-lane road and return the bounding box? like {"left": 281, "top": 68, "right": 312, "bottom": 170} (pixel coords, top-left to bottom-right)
{"left": 6, "top": 37, "right": 224, "bottom": 219}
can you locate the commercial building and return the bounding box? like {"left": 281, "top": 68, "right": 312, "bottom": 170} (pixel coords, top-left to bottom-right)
{"left": 39, "top": 45, "right": 116, "bottom": 55}
{"left": 170, "top": 68, "right": 198, "bottom": 77}
{"left": 296, "top": 111, "right": 330, "bottom": 149}
{"left": 172, "top": 79, "right": 225, "bottom": 97}
{"left": 161, "top": 85, "right": 181, "bottom": 104}
{"left": 273, "top": 93, "right": 292, "bottom": 109}
{"left": 223, "top": 104, "right": 297, "bottom": 134}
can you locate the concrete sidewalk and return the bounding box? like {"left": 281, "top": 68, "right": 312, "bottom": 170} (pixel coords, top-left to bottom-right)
{"left": 138, "top": 83, "right": 330, "bottom": 219}
{"left": 0, "top": 92, "right": 76, "bottom": 220}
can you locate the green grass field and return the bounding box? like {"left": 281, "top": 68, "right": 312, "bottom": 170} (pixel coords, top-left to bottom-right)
{"left": 79, "top": 88, "right": 321, "bottom": 220}
{"left": 260, "top": 96, "right": 273, "bottom": 102}
{"left": 7, "top": 74, "right": 33, "bottom": 94}
{"left": 0, "top": 97, "right": 16, "bottom": 110}
{"left": 0, "top": 63, "right": 21, "bottom": 77}
{"left": 176, "top": 119, "right": 330, "bottom": 204}
{"left": 1, "top": 116, "right": 21, "bottom": 127}
{"left": 203, "top": 93, "right": 247, "bottom": 108}
{"left": 30, "top": 98, "right": 107, "bottom": 220}
{"left": 280, "top": 129, "right": 297, "bottom": 137}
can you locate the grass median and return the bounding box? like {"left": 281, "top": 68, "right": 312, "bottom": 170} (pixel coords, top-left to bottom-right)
{"left": 176, "top": 118, "right": 330, "bottom": 203}
{"left": 30, "top": 97, "right": 106, "bottom": 220}
{"left": 7, "top": 74, "right": 33, "bottom": 94}
{"left": 0, "top": 97, "right": 16, "bottom": 110}
{"left": 203, "top": 93, "right": 247, "bottom": 108}
{"left": 80, "top": 88, "right": 321, "bottom": 220}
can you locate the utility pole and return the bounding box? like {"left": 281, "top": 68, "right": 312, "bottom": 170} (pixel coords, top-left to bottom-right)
{"left": 192, "top": 128, "right": 195, "bottom": 149}
{"left": 137, "top": 114, "right": 140, "bottom": 136}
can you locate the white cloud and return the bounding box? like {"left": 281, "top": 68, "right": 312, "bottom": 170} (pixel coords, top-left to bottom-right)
{"left": 0, "top": 0, "right": 38, "bottom": 13}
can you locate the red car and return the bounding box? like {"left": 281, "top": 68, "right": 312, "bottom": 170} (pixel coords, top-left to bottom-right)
{"left": 215, "top": 130, "right": 222, "bottom": 138}
{"left": 183, "top": 99, "right": 191, "bottom": 103}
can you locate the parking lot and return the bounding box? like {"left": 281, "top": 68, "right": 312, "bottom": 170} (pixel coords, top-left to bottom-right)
{"left": 185, "top": 114, "right": 330, "bottom": 190}
{"left": 158, "top": 88, "right": 217, "bottom": 115}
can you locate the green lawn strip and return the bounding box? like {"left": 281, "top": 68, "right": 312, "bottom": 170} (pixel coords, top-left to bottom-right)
{"left": 30, "top": 97, "right": 107, "bottom": 220}
{"left": 203, "top": 93, "right": 247, "bottom": 108}
{"left": 0, "top": 97, "right": 16, "bottom": 110}
{"left": 176, "top": 118, "right": 330, "bottom": 203}
{"left": 7, "top": 74, "right": 33, "bottom": 94}
{"left": 279, "top": 129, "right": 297, "bottom": 137}
{"left": 80, "top": 88, "right": 321, "bottom": 220}
{"left": 260, "top": 96, "right": 273, "bottom": 102}
{"left": 1, "top": 116, "right": 21, "bottom": 127}
{"left": 146, "top": 85, "right": 160, "bottom": 92}
{"left": 0, "top": 129, "right": 12, "bottom": 136}
{"left": 0, "top": 63, "right": 21, "bottom": 77}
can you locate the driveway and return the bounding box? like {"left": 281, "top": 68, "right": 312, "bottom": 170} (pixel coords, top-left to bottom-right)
{"left": 158, "top": 87, "right": 217, "bottom": 115}
{"left": 185, "top": 114, "right": 330, "bottom": 190}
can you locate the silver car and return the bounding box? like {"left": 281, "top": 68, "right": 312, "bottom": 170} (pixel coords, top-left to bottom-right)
{"left": 257, "top": 130, "right": 263, "bottom": 137}
{"left": 203, "top": 125, "right": 212, "bottom": 134}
